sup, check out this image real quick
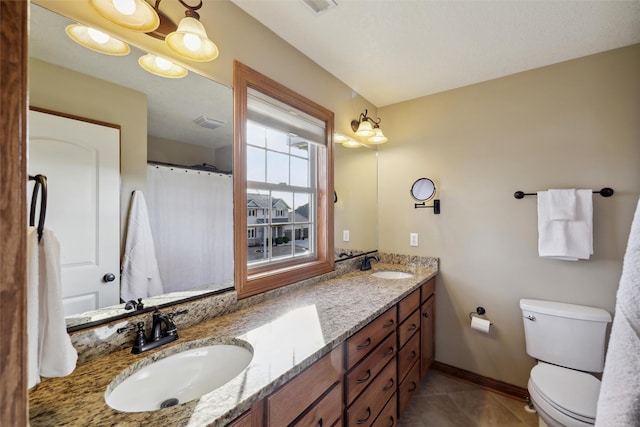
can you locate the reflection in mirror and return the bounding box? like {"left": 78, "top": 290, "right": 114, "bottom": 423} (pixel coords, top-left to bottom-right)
{"left": 28, "top": 3, "right": 234, "bottom": 330}
{"left": 334, "top": 144, "right": 378, "bottom": 257}
{"left": 411, "top": 178, "right": 436, "bottom": 201}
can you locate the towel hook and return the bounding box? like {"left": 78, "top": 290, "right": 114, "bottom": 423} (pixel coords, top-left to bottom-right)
{"left": 28, "top": 174, "right": 48, "bottom": 242}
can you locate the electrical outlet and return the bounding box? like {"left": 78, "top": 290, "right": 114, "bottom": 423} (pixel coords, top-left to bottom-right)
{"left": 343, "top": 230, "right": 350, "bottom": 242}
{"left": 410, "top": 233, "right": 419, "bottom": 247}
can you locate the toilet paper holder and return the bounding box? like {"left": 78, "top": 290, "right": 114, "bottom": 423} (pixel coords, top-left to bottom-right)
{"left": 469, "top": 306, "right": 493, "bottom": 325}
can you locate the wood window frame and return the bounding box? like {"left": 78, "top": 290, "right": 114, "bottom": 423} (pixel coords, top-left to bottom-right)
{"left": 233, "top": 61, "right": 334, "bottom": 298}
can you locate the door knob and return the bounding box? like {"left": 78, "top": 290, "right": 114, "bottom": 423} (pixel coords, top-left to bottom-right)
{"left": 103, "top": 273, "right": 116, "bottom": 282}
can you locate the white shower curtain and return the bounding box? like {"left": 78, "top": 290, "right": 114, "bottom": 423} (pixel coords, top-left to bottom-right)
{"left": 146, "top": 164, "right": 233, "bottom": 293}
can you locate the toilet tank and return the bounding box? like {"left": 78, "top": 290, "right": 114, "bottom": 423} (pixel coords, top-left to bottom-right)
{"left": 520, "top": 299, "right": 611, "bottom": 372}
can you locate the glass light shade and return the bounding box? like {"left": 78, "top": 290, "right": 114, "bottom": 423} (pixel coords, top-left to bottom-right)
{"left": 367, "top": 128, "right": 388, "bottom": 144}
{"left": 355, "top": 120, "right": 375, "bottom": 138}
{"left": 165, "top": 17, "right": 219, "bottom": 62}
{"left": 65, "top": 24, "right": 130, "bottom": 56}
{"left": 90, "top": 0, "right": 160, "bottom": 32}
{"left": 138, "top": 54, "right": 188, "bottom": 78}
{"left": 333, "top": 133, "right": 350, "bottom": 144}
{"left": 342, "top": 139, "right": 362, "bottom": 148}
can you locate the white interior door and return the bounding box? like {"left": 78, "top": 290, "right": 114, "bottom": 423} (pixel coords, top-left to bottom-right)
{"left": 28, "top": 109, "right": 120, "bottom": 316}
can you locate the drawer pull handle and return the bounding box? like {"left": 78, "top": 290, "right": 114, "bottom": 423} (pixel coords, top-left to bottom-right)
{"left": 408, "top": 381, "right": 417, "bottom": 392}
{"left": 356, "top": 407, "right": 371, "bottom": 424}
{"left": 407, "top": 323, "right": 417, "bottom": 331}
{"left": 388, "top": 416, "right": 395, "bottom": 427}
{"left": 383, "top": 319, "right": 395, "bottom": 329}
{"left": 357, "top": 337, "right": 372, "bottom": 350}
{"left": 356, "top": 369, "right": 371, "bottom": 384}
{"left": 383, "top": 378, "right": 395, "bottom": 391}
{"left": 383, "top": 347, "right": 395, "bottom": 358}
{"left": 407, "top": 350, "right": 417, "bottom": 361}
{"left": 318, "top": 418, "right": 323, "bottom": 427}
{"left": 423, "top": 311, "right": 430, "bottom": 318}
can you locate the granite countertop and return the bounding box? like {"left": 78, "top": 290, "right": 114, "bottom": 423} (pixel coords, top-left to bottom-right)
{"left": 29, "top": 263, "right": 437, "bottom": 427}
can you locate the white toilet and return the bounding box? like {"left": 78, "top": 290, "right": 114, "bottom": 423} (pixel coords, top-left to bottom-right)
{"left": 520, "top": 299, "right": 612, "bottom": 427}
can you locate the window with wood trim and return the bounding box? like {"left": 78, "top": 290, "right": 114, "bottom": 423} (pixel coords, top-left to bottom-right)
{"left": 233, "top": 62, "right": 334, "bottom": 298}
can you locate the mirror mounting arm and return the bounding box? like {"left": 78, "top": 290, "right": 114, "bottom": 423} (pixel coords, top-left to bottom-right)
{"left": 414, "top": 199, "right": 441, "bottom": 214}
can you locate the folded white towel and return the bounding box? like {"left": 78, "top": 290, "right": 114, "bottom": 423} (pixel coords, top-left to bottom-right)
{"left": 548, "top": 189, "right": 577, "bottom": 221}
{"left": 537, "top": 189, "right": 593, "bottom": 260}
{"left": 27, "top": 227, "right": 78, "bottom": 389}
{"left": 121, "top": 191, "right": 164, "bottom": 301}
{"left": 596, "top": 197, "right": 640, "bottom": 425}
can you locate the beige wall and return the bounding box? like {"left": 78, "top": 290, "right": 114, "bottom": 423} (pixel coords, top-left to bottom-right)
{"left": 29, "top": 58, "right": 147, "bottom": 247}
{"left": 378, "top": 44, "right": 640, "bottom": 387}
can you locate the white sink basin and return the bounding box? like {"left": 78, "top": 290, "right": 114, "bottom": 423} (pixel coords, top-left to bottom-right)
{"left": 371, "top": 271, "right": 414, "bottom": 279}
{"left": 105, "top": 341, "right": 253, "bottom": 412}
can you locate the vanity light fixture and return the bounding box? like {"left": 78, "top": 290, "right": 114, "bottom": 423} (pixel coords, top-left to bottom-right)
{"left": 65, "top": 24, "right": 131, "bottom": 56}
{"left": 350, "top": 109, "right": 388, "bottom": 144}
{"left": 90, "top": 0, "right": 160, "bottom": 32}
{"left": 138, "top": 53, "right": 188, "bottom": 78}
{"left": 165, "top": 1, "right": 219, "bottom": 62}
{"left": 90, "top": 0, "right": 219, "bottom": 62}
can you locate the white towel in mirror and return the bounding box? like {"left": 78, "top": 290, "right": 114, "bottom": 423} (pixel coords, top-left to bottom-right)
{"left": 27, "top": 227, "right": 78, "bottom": 389}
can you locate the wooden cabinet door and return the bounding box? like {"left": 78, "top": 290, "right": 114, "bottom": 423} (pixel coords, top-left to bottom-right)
{"left": 420, "top": 295, "right": 435, "bottom": 377}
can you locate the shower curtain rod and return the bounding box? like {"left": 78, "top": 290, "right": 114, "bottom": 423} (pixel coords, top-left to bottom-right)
{"left": 147, "top": 161, "right": 232, "bottom": 176}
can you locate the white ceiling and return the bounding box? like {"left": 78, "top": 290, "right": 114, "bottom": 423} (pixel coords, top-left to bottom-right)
{"left": 230, "top": 0, "right": 640, "bottom": 107}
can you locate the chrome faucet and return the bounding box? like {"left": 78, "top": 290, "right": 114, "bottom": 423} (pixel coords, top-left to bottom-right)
{"left": 118, "top": 308, "right": 188, "bottom": 354}
{"left": 360, "top": 254, "right": 379, "bottom": 271}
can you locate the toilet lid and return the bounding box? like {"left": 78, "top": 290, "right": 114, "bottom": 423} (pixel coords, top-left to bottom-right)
{"left": 530, "top": 363, "right": 600, "bottom": 421}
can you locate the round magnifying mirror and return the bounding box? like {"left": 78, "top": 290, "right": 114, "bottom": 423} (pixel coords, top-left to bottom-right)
{"left": 410, "top": 178, "right": 436, "bottom": 201}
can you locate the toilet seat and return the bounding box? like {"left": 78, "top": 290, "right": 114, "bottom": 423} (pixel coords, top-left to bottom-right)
{"left": 528, "top": 362, "right": 601, "bottom": 426}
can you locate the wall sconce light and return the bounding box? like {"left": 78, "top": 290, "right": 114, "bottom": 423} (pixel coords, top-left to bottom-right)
{"left": 89, "top": 0, "right": 219, "bottom": 62}
{"left": 65, "top": 24, "right": 131, "bottom": 55}
{"left": 350, "top": 109, "right": 388, "bottom": 144}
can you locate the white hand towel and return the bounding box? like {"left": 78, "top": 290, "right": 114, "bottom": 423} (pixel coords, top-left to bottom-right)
{"left": 38, "top": 228, "right": 78, "bottom": 378}
{"left": 548, "top": 189, "right": 577, "bottom": 221}
{"left": 596, "top": 197, "right": 640, "bottom": 425}
{"left": 121, "top": 191, "right": 164, "bottom": 301}
{"left": 27, "top": 227, "right": 40, "bottom": 389}
{"left": 537, "top": 189, "right": 593, "bottom": 260}
{"left": 27, "top": 226, "right": 78, "bottom": 389}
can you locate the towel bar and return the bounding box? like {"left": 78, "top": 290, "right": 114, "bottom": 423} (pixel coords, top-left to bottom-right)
{"left": 514, "top": 187, "right": 614, "bottom": 199}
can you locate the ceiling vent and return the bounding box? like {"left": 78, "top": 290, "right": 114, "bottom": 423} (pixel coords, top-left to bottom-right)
{"left": 193, "top": 115, "right": 226, "bottom": 130}
{"left": 301, "top": 0, "right": 337, "bottom": 15}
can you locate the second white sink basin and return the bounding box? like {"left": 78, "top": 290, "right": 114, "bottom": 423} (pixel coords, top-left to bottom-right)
{"left": 105, "top": 341, "right": 253, "bottom": 412}
{"left": 371, "top": 271, "right": 414, "bottom": 279}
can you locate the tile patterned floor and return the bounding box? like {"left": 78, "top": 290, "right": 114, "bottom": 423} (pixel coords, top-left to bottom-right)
{"left": 397, "top": 370, "right": 539, "bottom": 427}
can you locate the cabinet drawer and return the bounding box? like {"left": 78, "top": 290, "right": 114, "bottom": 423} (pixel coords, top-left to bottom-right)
{"left": 371, "top": 392, "right": 397, "bottom": 427}
{"left": 345, "top": 359, "right": 396, "bottom": 427}
{"left": 292, "top": 382, "right": 342, "bottom": 427}
{"left": 345, "top": 306, "right": 396, "bottom": 369}
{"left": 398, "top": 361, "right": 420, "bottom": 417}
{"left": 420, "top": 277, "right": 436, "bottom": 304}
{"left": 397, "top": 309, "right": 420, "bottom": 348}
{"left": 397, "top": 332, "right": 420, "bottom": 383}
{"left": 397, "top": 289, "right": 420, "bottom": 323}
{"left": 268, "top": 347, "right": 343, "bottom": 427}
{"left": 345, "top": 331, "right": 396, "bottom": 405}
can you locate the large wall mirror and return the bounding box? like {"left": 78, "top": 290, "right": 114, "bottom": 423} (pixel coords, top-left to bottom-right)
{"left": 29, "top": 1, "right": 378, "bottom": 332}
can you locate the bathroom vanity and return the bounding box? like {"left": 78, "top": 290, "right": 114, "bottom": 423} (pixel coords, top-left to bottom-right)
{"left": 29, "top": 259, "right": 437, "bottom": 426}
